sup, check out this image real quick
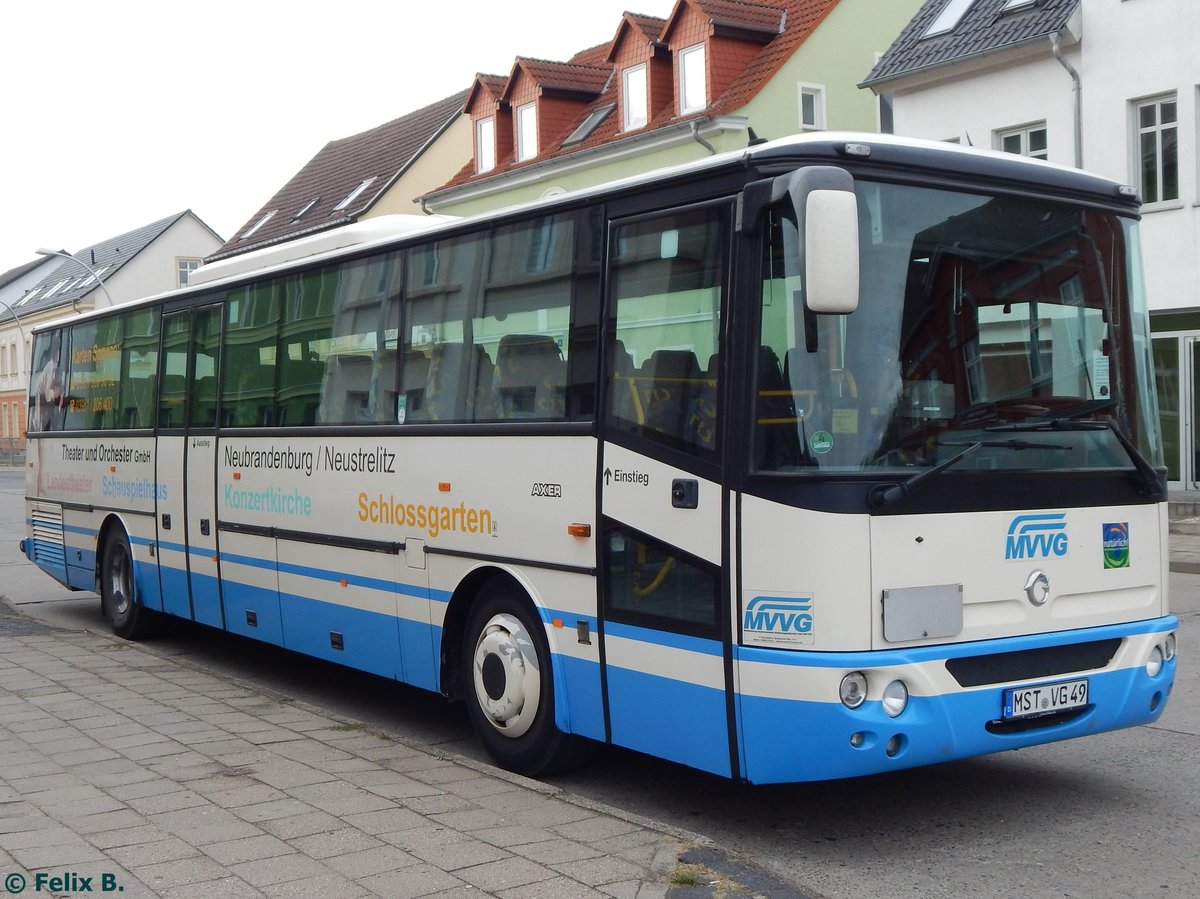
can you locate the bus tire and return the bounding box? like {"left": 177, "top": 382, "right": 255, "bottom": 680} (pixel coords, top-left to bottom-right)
{"left": 100, "top": 529, "right": 157, "bottom": 640}
{"left": 462, "top": 582, "right": 581, "bottom": 776}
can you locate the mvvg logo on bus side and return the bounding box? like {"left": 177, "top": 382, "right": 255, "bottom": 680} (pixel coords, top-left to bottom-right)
{"left": 743, "top": 596, "right": 814, "bottom": 647}
{"left": 1005, "top": 513, "right": 1069, "bottom": 560}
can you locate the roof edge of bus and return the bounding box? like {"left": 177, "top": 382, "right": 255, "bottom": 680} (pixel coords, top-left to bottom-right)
{"left": 187, "top": 214, "right": 461, "bottom": 288}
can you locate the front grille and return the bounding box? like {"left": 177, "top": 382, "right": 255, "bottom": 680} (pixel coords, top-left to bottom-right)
{"left": 945, "top": 638, "right": 1121, "bottom": 687}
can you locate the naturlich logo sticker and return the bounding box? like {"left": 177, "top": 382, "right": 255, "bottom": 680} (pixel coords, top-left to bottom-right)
{"left": 1103, "top": 522, "right": 1130, "bottom": 569}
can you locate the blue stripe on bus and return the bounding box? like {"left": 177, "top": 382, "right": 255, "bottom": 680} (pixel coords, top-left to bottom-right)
{"left": 603, "top": 620, "right": 724, "bottom": 657}
{"left": 218, "top": 549, "right": 451, "bottom": 603}
{"left": 606, "top": 663, "right": 731, "bottom": 777}
{"left": 736, "top": 653, "right": 1177, "bottom": 784}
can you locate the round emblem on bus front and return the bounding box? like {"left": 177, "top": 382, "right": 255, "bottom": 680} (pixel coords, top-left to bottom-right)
{"left": 1024, "top": 570, "right": 1051, "bottom": 606}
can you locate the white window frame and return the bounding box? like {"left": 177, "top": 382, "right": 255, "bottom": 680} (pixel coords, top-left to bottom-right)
{"left": 798, "top": 82, "right": 826, "bottom": 130}
{"left": 623, "top": 64, "right": 648, "bottom": 131}
{"left": 476, "top": 117, "right": 496, "bottom": 173}
{"left": 177, "top": 258, "right": 202, "bottom": 288}
{"left": 517, "top": 102, "right": 538, "bottom": 162}
{"left": 242, "top": 211, "right": 276, "bottom": 239}
{"left": 679, "top": 44, "right": 707, "bottom": 114}
{"left": 333, "top": 178, "right": 376, "bottom": 212}
{"left": 996, "top": 123, "right": 1048, "bottom": 160}
{"left": 924, "top": 0, "right": 974, "bottom": 38}
{"left": 1132, "top": 93, "right": 1179, "bottom": 208}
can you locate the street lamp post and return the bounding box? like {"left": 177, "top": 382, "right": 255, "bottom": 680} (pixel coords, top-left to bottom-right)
{"left": 0, "top": 299, "right": 28, "bottom": 342}
{"left": 35, "top": 247, "right": 115, "bottom": 309}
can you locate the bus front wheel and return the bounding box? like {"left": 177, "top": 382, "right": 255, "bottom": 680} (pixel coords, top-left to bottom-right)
{"left": 100, "top": 529, "right": 156, "bottom": 640}
{"left": 462, "top": 583, "right": 580, "bottom": 776}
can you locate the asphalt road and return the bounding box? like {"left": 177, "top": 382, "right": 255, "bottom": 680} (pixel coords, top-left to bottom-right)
{"left": 2, "top": 465, "right": 1196, "bottom": 898}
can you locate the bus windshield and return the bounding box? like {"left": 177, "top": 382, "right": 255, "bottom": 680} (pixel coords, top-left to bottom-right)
{"left": 755, "top": 179, "right": 1162, "bottom": 474}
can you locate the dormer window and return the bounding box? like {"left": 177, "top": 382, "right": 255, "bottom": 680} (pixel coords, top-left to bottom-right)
{"left": 517, "top": 102, "right": 538, "bottom": 161}
{"left": 623, "top": 64, "right": 648, "bottom": 131}
{"left": 679, "top": 44, "right": 707, "bottom": 113}
{"left": 476, "top": 117, "right": 496, "bottom": 173}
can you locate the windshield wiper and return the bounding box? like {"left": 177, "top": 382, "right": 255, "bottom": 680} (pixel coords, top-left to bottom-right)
{"left": 870, "top": 442, "right": 982, "bottom": 508}
{"left": 870, "top": 438, "right": 1072, "bottom": 509}
{"left": 987, "top": 412, "right": 1164, "bottom": 498}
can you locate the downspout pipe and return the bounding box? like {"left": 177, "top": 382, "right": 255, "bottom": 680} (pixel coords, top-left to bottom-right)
{"left": 1050, "top": 32, "right": 1083, "bottom": 169}
{"left": 690, "top": 120, "right": 717, "bottom": 156}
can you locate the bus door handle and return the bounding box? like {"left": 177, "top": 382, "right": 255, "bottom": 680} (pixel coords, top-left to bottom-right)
{"left": 671, "top": 478, "right": 699, "bottom": 509}
{"left": 200, "top": 518, "right": 210, "bottom": 536}
{"left": 161, "top": 513, "right": 172, "bottom": 530}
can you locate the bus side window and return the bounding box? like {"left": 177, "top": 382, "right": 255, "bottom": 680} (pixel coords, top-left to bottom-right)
{"left": 606, "top": 206, "right": 726, "bottom": 459}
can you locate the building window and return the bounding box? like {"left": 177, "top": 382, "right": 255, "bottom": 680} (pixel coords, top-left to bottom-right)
{"left": 178, "top": 258, "right": 202, "bottom": 288}
{"left": 242, "top": 211, "right": 276, "bottom": 239}
{"left": 679, "top": 44, "right": 707, "bottom": 114}
{"left": 924, "top": 0, "right": 975, "bottom": 38}
{"left": 562, "top": 104, "right": 615, "bottom": 148}
{"left": 292, "top": 198, "right": 319, "bottom": 222}
{"left": 476, "top": 117, "right": 496, "bottom": 173}
{"left": 623, "top": 64, "right": 648, "bottom": 131}
{"left": 1135, "top": 95, "right": 1178, "bottom": 205}
{"left": 998, "top": 124, "right": 1048, "bottom": 160}
{"left": 798, "top": 83, "right": 826, "bottom": 130}
{"left": 517, "top": 103, "right": 538, "bottom": 161}
{"left": 333, "top": 178, "right": 376, "bottom": 212}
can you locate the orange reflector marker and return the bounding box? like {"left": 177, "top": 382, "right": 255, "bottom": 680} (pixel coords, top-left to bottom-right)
{"left": 567, "top": 523, "right": 591, "bottom": 538}
{"left": 233, "top": 472, "right": 241, "bottom": 480}
{"left": 340, "top": 579, "right": 348, "bottom": 587}
{"left": 552, "top": 618, "right": 564, "bottom": 628}
{"left": 438, "top": 482, "right": 451, "bottom": 492}
{"left": 211, "top": 554, "right": 218, "bottom": 562}
{"left": 110, "top": 465, "right": 116, "bottom": 473}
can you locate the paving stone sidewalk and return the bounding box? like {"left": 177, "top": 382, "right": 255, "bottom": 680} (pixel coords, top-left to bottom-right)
{"left": 0, "top": 603, "right": 691, "bottom": 899}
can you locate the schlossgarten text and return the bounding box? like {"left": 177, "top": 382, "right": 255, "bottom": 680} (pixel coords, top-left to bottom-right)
{"left": 358, "top": 493, "right": 494, "bottom": 539}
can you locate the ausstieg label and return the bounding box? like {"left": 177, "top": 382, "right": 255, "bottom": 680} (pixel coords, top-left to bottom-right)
{"left": 743, "top": 595, "right": 814, "bottom": 648}
{"left": 1005, "top": 513, "right": 1068, "bottom": 560}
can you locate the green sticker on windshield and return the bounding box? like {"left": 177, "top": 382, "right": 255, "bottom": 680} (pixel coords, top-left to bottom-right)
{"left": 810, "top": 431, "right": 833, "bottom": 454}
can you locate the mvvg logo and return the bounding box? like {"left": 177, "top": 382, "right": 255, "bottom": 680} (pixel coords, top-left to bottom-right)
{"left": 1005, "top": 513, "right": 1069, "bottom": 560}
{"left": 744, "top": 596, "right": 813, "bottom": 636}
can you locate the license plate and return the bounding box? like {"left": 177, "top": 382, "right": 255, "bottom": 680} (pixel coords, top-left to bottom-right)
{"left": 1002, "top": 678, "right": 1089, "bottom": 720}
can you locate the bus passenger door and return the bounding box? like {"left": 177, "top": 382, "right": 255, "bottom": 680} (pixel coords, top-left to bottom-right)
{"left": 598, "top": 204, "right": 735, "bottom": 778}
{"left": 156, "top": 305, "right": 224, "bottom": 626}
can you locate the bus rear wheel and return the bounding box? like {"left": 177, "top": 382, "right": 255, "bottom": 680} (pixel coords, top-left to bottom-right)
{"left": 100, "top": 529, "right": 157, "bottom": 640}
{"left": 462, "top": 582, "right": 581, "bottom": 776}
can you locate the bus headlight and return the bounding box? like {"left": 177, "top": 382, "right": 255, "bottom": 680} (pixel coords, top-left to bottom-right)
{"left": 840, "top": 672, "right": 868, "bottom": 709}
{"left": 1146, "top": 645, "right": 1164, "bottom": 678}
{"left": 1163, "top": 633, "right": 1177, "bottom": 662}
{"left": 882, "top": 680, "right": 909, "bottom": 718}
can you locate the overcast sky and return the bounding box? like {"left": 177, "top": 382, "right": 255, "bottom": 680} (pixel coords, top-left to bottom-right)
{"left": 0, "top": 0, "right": 675, "bottom": 276}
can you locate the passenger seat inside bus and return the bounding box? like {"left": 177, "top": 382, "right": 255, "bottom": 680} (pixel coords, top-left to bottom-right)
{"left": 494, "top": 334, "right": 565, "bottom": 419}
{"left": 642, "top": 349, "right": 700, "bottom": 442}
{"left": 421, "top": 342, "right": 495, "bottom": 421}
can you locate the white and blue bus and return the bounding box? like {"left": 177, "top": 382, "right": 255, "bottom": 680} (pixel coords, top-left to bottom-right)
{"left": 22, "top": 133, "right": 1177, "bottom": 783}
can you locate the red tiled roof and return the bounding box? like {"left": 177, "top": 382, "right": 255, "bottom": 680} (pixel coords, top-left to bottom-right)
{"left": 502, "top": 58, "right": 613, "bottom": 100}
{"left": 710, "top": 0, "right": 839, "bottom": 113}
{"left": 431, "top": 0, "right": 841, "bottom": 198}
{"left": 692, "top": 0, "right": 787, "bottom": 36}
{"left": 465, "top": 74, "right": 508, "bottom": 111}
{"left": 606, "top": 12, "right": 669, "bottom": 61}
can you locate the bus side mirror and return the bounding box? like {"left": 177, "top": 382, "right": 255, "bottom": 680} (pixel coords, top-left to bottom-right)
{"left": 772, "top": 167, "right": 860, "bottom": 314}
